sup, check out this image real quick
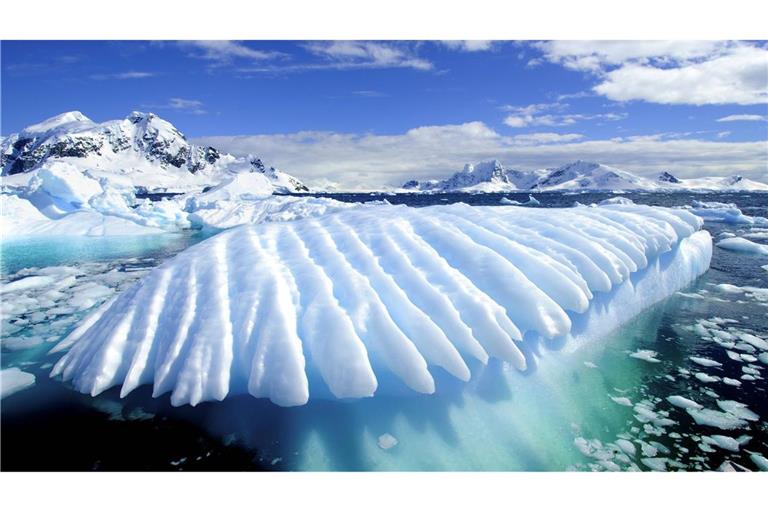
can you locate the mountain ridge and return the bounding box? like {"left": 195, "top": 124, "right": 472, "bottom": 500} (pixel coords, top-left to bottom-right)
{"left": 1, "top": 111, "right": 309, "bottom": 193}
{"left": 402, "top": 159, "right": 768, "bottom": 192}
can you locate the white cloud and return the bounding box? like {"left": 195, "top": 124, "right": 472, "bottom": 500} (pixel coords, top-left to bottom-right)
{"left": 146, "top": 98, "right": 206, "bottom": 115}
{"left": 194, "top": 121, "right": 768, "bottom": 189}
{"left": 90, "top": 71, "right": 155, "bottom": 80}
{"left": 440, "top": 40, "right": 495, "bottom": 52}
{"left": 717, "top": 114, "right": 767, "bottom": 122}
{"left": 509, "top": 132, "right": 584, "bottom": 144}
{"left": 178, "top": 41, "right": 280, "bottom": 64}
{"left": 534, "top": 41, "right": 768, "bottom": 106}
{"left": 303, "top": 41, "right": 433, "bottom": 71}
{"left": 534, "top": 41, "right": 729, "bottom": 71}
{"left": 502, "top": 103, "right": 626, "bottom": 127}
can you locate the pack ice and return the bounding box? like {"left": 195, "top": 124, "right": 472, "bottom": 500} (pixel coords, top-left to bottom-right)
{"left": 50, "top": 202, "right": 713, "bottom": 407}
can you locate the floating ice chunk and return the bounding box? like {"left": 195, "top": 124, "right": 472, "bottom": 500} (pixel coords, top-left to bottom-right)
{"left": 610, "top": 396, "right": 633, "bottom": 407}
{"left": 717, "top": 400, "right": 759, "bottom": 421}
{"left": 687, "top": 408, "right": 748, "bottom": 430}
{"left": 1, "top": 275, "right": 56, "bottom": 294}
{"left": 50, "top": 203, "right": 713, "bottom": 406}
{"left": 615, "top": 439, "right": 636, "bottom": 457}
{"left": 583, "top": 361, "right": 598, "bottom": 368}
{"left": 641, "top": 458, "right": 668, "bottom": 471}
{"left": 686, "top": 201, "right": 768, "bottom": 225}
{"left": 499, "top": 195, "right": 539, "bottom": 206}
{"left": 377, "top": 433, "right": 398, "bottom": 450}
{"left": 629, "top": 350, "right": 661, "bottom": 363}
{"left": 750, "top": 453, "right": 768, "bottom": 471}
{"left": 716, "top": 237, "right": 768, "bottom": 255}
{"left": 739, "top": 332, "right": 768, "bottom": 351}
{"left": 762, "top": 265, "right": 768, "bottom": 272}
{"left": 704, "top": 435, "right": 750, "bottom": 452}
{"left": 759, "top": 353, "right": 768, "bottom": 365}
{"left": 722, "top": 377, "right": 741, "bottom": 387}
{"left": 666, "top": 395, "right": 703, "bottom": 410}
{"left": 0, "top": 368, "right": 36, "bottom": 398}
{"left": 694, "top": 372, "right": 720, "bottom": 383}
{"left": 598, "top": 197, "right": 635, "bottom": 206}
{"left": 689, "top": 356, "right": 722, "bottom": 368}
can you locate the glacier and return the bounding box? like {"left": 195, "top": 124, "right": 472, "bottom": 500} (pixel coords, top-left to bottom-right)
{"left": 50, "top": 202, "right": 713, "bottom": 407}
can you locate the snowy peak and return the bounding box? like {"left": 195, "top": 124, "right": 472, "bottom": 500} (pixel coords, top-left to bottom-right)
{"left": 403, "top": 159, "right": 538, "bottom": 192}
{"left": 657, "top": 171, "right": 681, "bottom": 184}
{"left": 22, "top": 111, "right": 95, "bottom": 135}
{"left": 2, "top": 111, "right": 309, "bottom": 193}
{"left": 534, "top": 160, "right": 647, "bottom": 190}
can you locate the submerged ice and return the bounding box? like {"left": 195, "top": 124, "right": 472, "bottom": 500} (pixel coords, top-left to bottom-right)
{"left": 50, "top": 202, "right": 713, "bottom": 407}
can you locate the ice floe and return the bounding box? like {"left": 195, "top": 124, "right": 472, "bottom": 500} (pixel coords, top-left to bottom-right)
{"left": 715, "top": 237, "right": 768, "bottom": 255}
{"left": 629, "top": 350, "right": 661, "bottom": 363}
{"left": 666, "top": 395, "right": 703, "bottom": 409}
{"left": 687, "top": 408, "right": 748, "bottom": 430}
{"left": 50, "top": 202, "right": 713, "bottom": 406}
{"left": 0, "top": 367, "right": 36, "bottom": 398}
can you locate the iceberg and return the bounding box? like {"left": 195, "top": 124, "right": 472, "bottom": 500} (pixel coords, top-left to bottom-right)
{"left": 50, "top": 202, "right": 712, "bottom": 407}
{"left": 685, "top": 200, "right": 768, "bottom": 225}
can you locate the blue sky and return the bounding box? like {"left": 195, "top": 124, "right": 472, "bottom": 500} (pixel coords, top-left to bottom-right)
{"left": 2, "top": 40, "right": 767, "bottom": 187}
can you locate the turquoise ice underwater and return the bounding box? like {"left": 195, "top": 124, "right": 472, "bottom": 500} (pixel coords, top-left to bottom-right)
{"left": 2, "top": 192, "right": 768, "bottom": 471}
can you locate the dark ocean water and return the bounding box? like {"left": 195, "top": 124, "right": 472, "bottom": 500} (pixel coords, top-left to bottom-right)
{"left": 2, "top": 191, "right": 767, "bottom": 471}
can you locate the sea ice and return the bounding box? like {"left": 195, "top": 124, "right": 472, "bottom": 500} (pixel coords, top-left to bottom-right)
{"left": 694, "top": 372, "right": 720, "bottom": 383}
{"left": 629, "top": 350, "right": 661, "bottom": 363}
{"left": 0, "top": 368, "right": 36, "bottom": 398}
{"left": 689, "top": 356, "right": 722, "bottom": 368}
{"left": 715, "top": 237, "right": 768, "bottom": 255}
{"left": 666, "top": 395, "right": 703, "bottom": 409}
{"left": 750, "top": 453, "right": 768, "bottom": 471}
{"left": 687, "top": 408, "right": 748, "bottom": 430}
{"left": 50, "top": 203, "right": 713, "bottom": 406}
{"left": 686, "top": 201, "right": 768, "bottom": 225}
{"left": 717, "top": 400, "right": 759, "bottom": 421}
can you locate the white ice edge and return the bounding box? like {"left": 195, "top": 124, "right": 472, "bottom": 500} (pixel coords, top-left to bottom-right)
{"left": 49, "top": 203, "right": 712, "bottom": 407}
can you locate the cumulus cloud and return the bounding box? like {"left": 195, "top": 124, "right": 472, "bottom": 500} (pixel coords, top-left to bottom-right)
{"left": 194, "top": 121, "right": 768, "bottom": 189}
{"left": 717, "top": 114, "right": 767, "bottom": 122}
{"left": 533, "top": 41, "right": 768, "bottom": 106}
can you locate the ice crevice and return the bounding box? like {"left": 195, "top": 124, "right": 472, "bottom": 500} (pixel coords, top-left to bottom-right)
{"left": 50, "top": 203, "right": 713, "bottom": 407}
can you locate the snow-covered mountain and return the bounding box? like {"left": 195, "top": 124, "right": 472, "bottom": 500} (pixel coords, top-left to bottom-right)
{"left": 403, "top": 159, "right": 546, "bottom": 192}
{"left": 1, "top": 111, "right": 309, "bottom": 193}
{"left": 402, "top": 159, "right": 768, "bottom": 192}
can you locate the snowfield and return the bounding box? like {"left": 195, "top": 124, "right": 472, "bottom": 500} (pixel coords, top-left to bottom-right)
{"left": 50, "top": 202, "right": 713, "bottom": 407}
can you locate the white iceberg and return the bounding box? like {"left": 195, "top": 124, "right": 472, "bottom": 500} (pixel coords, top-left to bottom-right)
{"left": 50, "top": 202, "right": 712, "bottom": 407}
{"left": 685, "top": 200, "right": 768, "bottom": 225}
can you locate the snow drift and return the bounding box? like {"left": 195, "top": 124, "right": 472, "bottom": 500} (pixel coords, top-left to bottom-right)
{"left": 50, "top": 203, "right": 712, "bottom": 407}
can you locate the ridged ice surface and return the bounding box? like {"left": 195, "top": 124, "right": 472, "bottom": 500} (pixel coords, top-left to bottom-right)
{"left": 50, "top": 203, "right": 712, "bottom": 406}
